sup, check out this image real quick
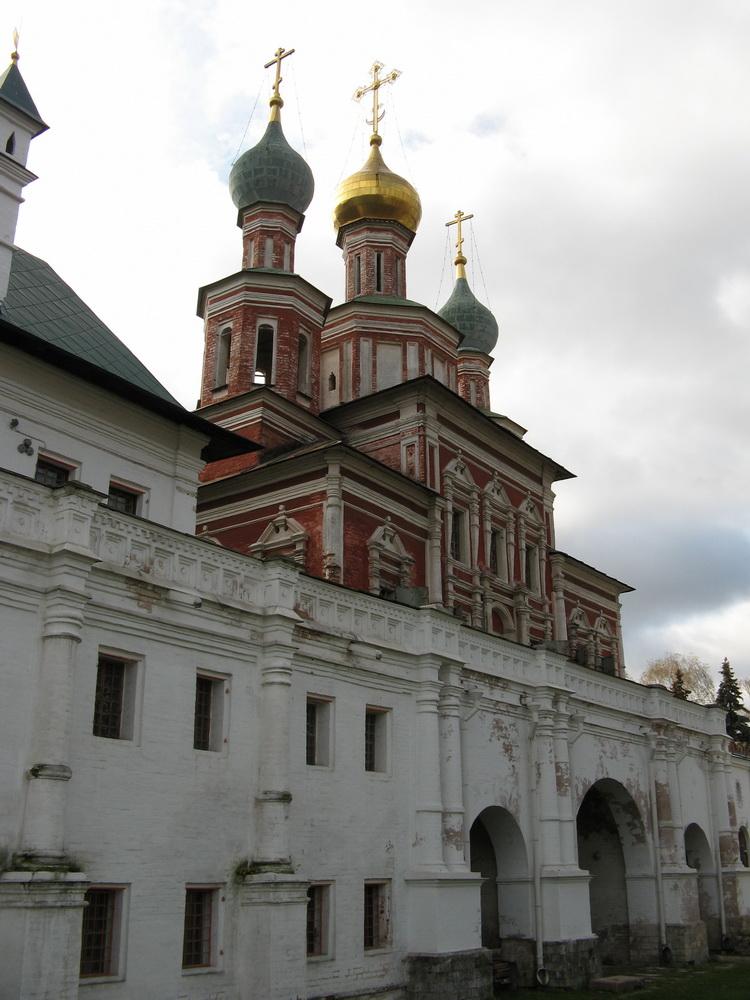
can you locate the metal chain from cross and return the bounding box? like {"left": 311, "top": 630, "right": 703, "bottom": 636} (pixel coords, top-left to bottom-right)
{"left": 353, "top": 61, "right": 401, "bottom": 140}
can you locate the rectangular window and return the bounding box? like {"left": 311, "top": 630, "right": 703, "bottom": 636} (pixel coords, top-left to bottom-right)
{"left": 80, "top": 887, "right": 124, "bottom": 979}
{"left": 107, "top": 483, "right": 140, "bottom": 516}
{"left": 214, "top": 327, "right": 232, "bottom": 387}
{"left": 354, "top": 254, "right": 362, "bottom": 295}
{"left": 306, "top": 883, "right": 331, "bottom": 958}
{"left": 264, "top": 236, "right": 274, "bottom": 268}
{"left": 93, "top": 654, "right": 137, "bottom": 741}
{"left": 489, "top": 527, "right": 507, "bottom": 581}
{"left": 364, "top": 707, "right": 389, "bottom": 773}
{"left": 182, "top": 888, "right": 216, "bottom": 969}
{"left": 375, "top": 252, "right": 384, "bottom": 292}
{"left": 525, "top": 544, "right": 540, "bottom": 593}
{"left": 363, "top": 881, "right": 390, "bottom": 950}
{"left": 194, "top": 673, "right": 227, "bottom": 752}
{"left": 306, "top": 696, "right": 332, "bottom": 767}
{"left": 450, "top": 509, "right": 465, "bottom": 562}
{"left": 34, "top": 457, "right": 71, "bottom": 487}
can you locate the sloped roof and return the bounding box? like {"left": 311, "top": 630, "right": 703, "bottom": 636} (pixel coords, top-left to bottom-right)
{"left": 4, "top": 247, "right": 177, "bottom": 403}
{"left": 0, "top": 60, "right": 47, "bottom": 134}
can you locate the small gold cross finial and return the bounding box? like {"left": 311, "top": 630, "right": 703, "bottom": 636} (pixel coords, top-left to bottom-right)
{"left": 11, "top": 28, "right": 19, "bottom": 62}
{"left": 446, "top": 209, "right": 474, "bottom": 279}
{"left": 353, "top": 61, "right": 400, "bottom": 146}
{"left": 264, "top": 46, "right": 295, "bottom": 121}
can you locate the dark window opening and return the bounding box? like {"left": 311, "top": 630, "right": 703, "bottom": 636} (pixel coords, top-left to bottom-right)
{"left": 93, "top": 657, "right": 126, "bottom": 739}
{"left": 80, "top": 889, "right": 116, "bottom": 977}
{"left": 354, "top": 255, "right": 362, "bottom": 295}
{"left": 255, "top": 325, "right": 274, "bottom": 383}
{"left": 35, "top": 458, "right": 70, "bottom": 487}
{"left": 328, "top": 372, "right": 337, "bottom": 391}
{"left": 5, "top": 132, "right": 15, "bottom": 155}
{"left": 107, "top": 485, "right": 138, "bottom": 515}
{"left": 739, "top": 828, "right": 749, "bottom": 868}
{"left": 307, "top": 885, "right": 327, "bottom": 956}
{"left": 375, "top": 252, "right": 383, "bottom": 292}
{"left": 306, "top": 701, "right": 318, "bottom": 765}
{"left": 215, "top": 328, "right": 232, "bottom": 387}
{"left": 363, "top": 882, "right": 388, "bottom": 949}
{"left": 450, "top": 509, "right": 465, "bottom": 561}
{"left": 194, "top": 676, "right": 214, "bottom": 751}
{"left": 182, "top": 889, "right": 213, "bottom": 968}
{"left": 489, "top": 529, "right": 501, "bottom": 575}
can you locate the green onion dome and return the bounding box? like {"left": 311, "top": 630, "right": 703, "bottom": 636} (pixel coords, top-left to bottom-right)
{"left": 438, "top": 277, "right": 499, "bottom": 355}
{"left": 229, "top": 119, "right": 314, "bottom": 215}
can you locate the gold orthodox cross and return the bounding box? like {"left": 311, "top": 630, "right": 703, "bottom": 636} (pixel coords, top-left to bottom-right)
{"left": 354, "top": 61, "right": 400, "bottom": 139}
{"left": 11, "top": 28, "right": 19, "bottom": 62}
{"left": 446, "top": 209, "right": 474, "bottom": 260}
{"left": 264, "top": 46, "right": 295, "bottom": 115}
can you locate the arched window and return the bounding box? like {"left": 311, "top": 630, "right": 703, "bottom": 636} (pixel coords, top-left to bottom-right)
{"left": 214, "top": 327, "right": 231, "bottom": 387}
{"left": 255, "top": 325, "right": 274, "bottom": 384}
{"left": 5, "top": 132, "right": 15, "bottom": 155}
{"left": 297, "top": 334, "right": 311, "bottom": 394}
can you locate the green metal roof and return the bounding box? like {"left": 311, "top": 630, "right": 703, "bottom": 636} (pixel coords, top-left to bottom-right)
{"left": 438, "top": 277, "right": 499, "bottom": 355}
{"left": 0, "top": 60, "right": 47, "bottom": 135}
{"left": 229, "top": 119, "right": 314, "bottom": 216}
{"left": 3, "top": 247, "right": 178, "bottom": 403}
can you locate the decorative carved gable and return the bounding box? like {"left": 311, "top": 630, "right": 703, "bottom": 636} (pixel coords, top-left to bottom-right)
{"left": 483, "top": 473, "right": 511, "bottom": 509}
{"left": 249, "top": 505, "right": 308, "bottom": 565}
{"left": 444, "top": 450, "right": 477, "bottom": 489}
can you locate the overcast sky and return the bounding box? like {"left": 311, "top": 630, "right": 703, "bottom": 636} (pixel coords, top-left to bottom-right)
{"left": 10, "top": 0, "right": 750, "bottom": 681}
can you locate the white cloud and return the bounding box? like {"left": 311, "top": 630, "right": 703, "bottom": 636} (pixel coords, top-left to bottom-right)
{"left": 717, "top": 271, "right": 750, "bottom": 328}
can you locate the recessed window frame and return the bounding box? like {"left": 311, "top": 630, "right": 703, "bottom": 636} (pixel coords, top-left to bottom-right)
{"left": 34, "top": 453, "right": 77, "bottom": 488}
{"left": 254, "top": 321, "right": 276, "bottom": 385}
{"left": 364, "top": 705, "right": 390, "bottom": 774}
{"left": 79, "top": 884, "right": 129, "bottom": 983}
{"left": 450, "top": 506, "right": 469, "bottom": 564}
{"left": 297, "top": 331, "right": 312, "bottom": 396}
{"left": 214, "top": 326, "right": 232, "bottom": 388}
{"left": 740, "top": 827, "right": 750, "bottom": 868}
{"left": 193, "top": 670, "right": 230, "bottom": 753}
{"left": 92, "top": 651, "right": 142, "bottom": 744}
{"left": 306, "top": 882, "right": 333, "bottom": 960}
{"left": 363, "top": 879, "right": 391, "bottom": 952}
{"left": 182, "top": 885, "right": 224, "bottom": 974}
{"left": 107, "top": 479, "right": 146, "bottom": 517}
{"left": 375, "top": 252, "right": 384, "bottom": 293}
{"left": 306, "top": 695, "right": 334, "bottom": 768}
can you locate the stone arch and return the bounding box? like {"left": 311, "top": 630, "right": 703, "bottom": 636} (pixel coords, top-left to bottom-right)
{"left": 469, "top": 806, "right": 531, "bottom": 950}
{"left": 489, "top": 603, "right": 516, "bottom": 640}
{"left": 576, "top": 778, "right": 653, "bottom": 965}
{"left": 685, "top": 822, "right": 720, "bottom": 949}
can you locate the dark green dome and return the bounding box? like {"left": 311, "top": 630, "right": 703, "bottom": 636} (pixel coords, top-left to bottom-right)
{"left": 229, "top": 119, "right": 314, "bottom": 215}
{"left": 438, "top": 277, "right": 499, "bottom": 354}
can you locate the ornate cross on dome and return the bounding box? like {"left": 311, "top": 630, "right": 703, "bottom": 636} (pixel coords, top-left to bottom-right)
{"left": 446, "top": 209, "right": 474, "bottom": 279}
{"left": 354, "top": 61, "right": 400, "bottom": 143}
{"left": 264, "top": 46, "right": 295, "bottom": 120}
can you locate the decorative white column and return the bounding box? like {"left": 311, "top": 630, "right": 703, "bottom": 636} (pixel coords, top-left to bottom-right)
{"left": 439, "top": 663, "right": 467, "bottom": 869}
{"left": 427, "top": 500, "right": 444, "bottom": 606}
{"left": 413, "top": 657, "right": 445, "bottom": 870}
{"left": 323, "top": 460, "right": 342, "bottom": 582}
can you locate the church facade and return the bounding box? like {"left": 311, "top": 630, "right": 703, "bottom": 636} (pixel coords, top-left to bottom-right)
{"left": 1, "top": 47, "right": 750, "bottom": 1000}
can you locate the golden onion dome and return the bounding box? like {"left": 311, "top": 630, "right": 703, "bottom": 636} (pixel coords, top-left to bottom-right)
{"left": 333, "top": 135, "right": 422, "bottom": 234}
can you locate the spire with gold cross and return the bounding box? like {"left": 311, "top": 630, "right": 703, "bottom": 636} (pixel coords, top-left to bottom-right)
{"left": 354, "top": 61, "right": 400, "bottom": 146}
{"left": 446, "top": 209, "right": 474, "bottom": 280}
{"left": 264, "top": 46, "right": 295, "bottom": 122}
{"left": 10, "top": 28, "right": 19, "bottom": 63}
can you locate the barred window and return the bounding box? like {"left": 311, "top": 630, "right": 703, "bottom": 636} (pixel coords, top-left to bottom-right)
{"left": 306, "top": 884, "right": 330, "bottom": 957}
{"left": 107, "top": 484, "right": 140, "bottom": 516}
{"left": 363, "top": 881, "right": 390, "bottom": 950}
{"left": 34, "top": 457, "right": 70, "bottom": 487}
{"left": 182, "top": 888, "right": 215, "bottom": 968}
{"left": 80, "top": 888, "right": 123, "bottom": 978}
{"left": 193, "top": 674, "right": 226, "bottom": 752}
{"left": 93, "top": 657, "right": 125, "bottom": 739}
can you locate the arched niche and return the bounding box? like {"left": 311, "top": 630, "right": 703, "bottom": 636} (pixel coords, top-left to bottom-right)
{"left": 469, "top": 806, "right": 531, "bottom": 947}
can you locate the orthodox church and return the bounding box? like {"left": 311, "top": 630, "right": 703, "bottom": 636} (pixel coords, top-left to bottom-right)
{"left": 1, "top": 43, "right": 749, "bottom": 1000}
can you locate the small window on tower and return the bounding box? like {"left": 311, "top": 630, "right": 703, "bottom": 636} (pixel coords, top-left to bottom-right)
{"left": 375, "top": 252, "right": 384, "bottom": 292}
{"left": 297, "top": 334, "right": 311, "bottom": 395}
{"left": 214, "top": 328, "right": 232, "bottom": 388}
{"left": 255, "top": 325, "right": 274, "bottom": 384}
{"left": 450, "top": 509, "right": 466, "bottom": 562}
{"left": 354, "top": 255, "right": 362, "bottom": 295}
{"left": 6, "top": 132, "right": 15, "bottom": 155}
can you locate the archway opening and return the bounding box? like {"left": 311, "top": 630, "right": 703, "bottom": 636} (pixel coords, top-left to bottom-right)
{"left": 577, "top": 779, "right": 650, "bottom": 966}
{"left": 685, "top": 822, "right": 719, "bottom": 949}
{"left": 469, "top": 806, "right": 530, "bottom": 951}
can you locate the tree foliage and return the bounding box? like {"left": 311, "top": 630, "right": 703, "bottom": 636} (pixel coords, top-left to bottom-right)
{"left": 640, "top": 653, "right": 715, "bottom": 704}
{"left": 715, "top": 657, "right": 750, "bottom": 743}
{"left": 670, "top": 667, "right": 690, "bottom": 701}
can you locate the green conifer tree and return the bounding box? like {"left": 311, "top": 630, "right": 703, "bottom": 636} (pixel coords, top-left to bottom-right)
{"left": 670, "top": 667, "right": 690, "bottom": 701}
{"left": 715, "top": 657, "right": 750, "bottom": 743}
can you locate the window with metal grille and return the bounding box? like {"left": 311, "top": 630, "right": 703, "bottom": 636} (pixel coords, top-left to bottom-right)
{"left": 306, "top": 884, "right": 329, "bottom": 957}
{"left": 365, "top": 707, "right": 388, "bottom": 772}
{"left": 193, "top": 673, "right": 226, "bottom": 752}
{"left": 306, "top": 700, "right": 318, "bottom": 765}
{"left": 80, "top": 888, "right": 119, "bottom": 977}
{"left": 740, "top": 827, "right": 750, "bottom": 868}
{"left": 34, "top": 458, "right": 70, "bottom": 487}
{"left": 93, "top": 657, "right": 126, "bottom": 739}
{"left": 182, "top": 888, "right": 214, "bottom": 968}
{"left": 363, "top": 881, "right": 389, "bottom": 950}
{"left": 107, "top": 484, "right": 139, "bottom": 515}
